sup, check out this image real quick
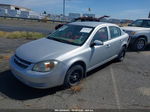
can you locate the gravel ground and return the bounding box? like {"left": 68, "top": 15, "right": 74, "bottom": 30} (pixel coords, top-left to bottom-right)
{"left": 0, "top": 38, "right": 150, "bottom": 110}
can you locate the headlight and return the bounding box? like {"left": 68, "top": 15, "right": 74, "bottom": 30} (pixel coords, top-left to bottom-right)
{"left": 130, "top": 31, "right": 136, "bottom": 35}
{"left": 32, "top": 60, "right": 58, "bottom": 72}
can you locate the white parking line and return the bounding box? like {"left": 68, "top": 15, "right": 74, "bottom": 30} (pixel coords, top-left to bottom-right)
{"left": 110, "top": 66, "right": 121, "bottom": 109}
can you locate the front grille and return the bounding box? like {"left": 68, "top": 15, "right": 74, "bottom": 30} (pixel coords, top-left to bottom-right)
{"left": 14, "top": 59, "right": 28, "bottom": 69}
{"left": 14, "top": 55, "right": 32, "bottom": 69}
{"left": 15, "top": 55, "right": 31, "bottom": 65}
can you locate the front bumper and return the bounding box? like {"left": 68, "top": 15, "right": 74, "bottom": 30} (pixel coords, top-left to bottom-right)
{"left": 129, "top": 36, "right": 137, "bottom": 45}
{"left": 9, "top": 56, "right": 67, "bottom": 89}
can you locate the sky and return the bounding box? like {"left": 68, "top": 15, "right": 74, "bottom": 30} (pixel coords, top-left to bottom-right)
{"left": 0, "top": 0, "right": 150, "bottom": 20}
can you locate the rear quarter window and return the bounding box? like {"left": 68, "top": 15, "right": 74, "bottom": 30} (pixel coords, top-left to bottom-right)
{"left": 109, "top": 26, "right": 121, "bottom": 39}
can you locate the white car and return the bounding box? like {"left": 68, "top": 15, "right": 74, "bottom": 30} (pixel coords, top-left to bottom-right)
{"left": 122, "top": 18, "right": 150, "bottom": 50}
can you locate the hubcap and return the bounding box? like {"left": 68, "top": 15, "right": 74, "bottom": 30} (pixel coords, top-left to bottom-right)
{"left": 69, "top": 70, "right": 82, "bottom": 85}
{"left": 137, "top": 39, "right": 145, "bottom": 50}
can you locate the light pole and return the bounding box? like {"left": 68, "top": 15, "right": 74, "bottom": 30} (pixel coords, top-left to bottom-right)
{"left": 63, "top": 0, "right": 66, "bottom": 17}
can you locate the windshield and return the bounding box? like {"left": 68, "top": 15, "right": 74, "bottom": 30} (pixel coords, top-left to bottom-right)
{"left": 48, "top": 24, "right": 94, "bottom": 46}
{"left": 130, "top": 19, "right": 150, "bottom": 28}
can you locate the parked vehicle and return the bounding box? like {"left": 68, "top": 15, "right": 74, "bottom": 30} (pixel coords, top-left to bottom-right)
{"left": 122, "top": 18, "right": 150, "bottom": 50}
{"left": 55, "top": 16, "right": 110, "bottom": 30}
{"left": 10, "top": 22, "right": 129, "bottom": 89}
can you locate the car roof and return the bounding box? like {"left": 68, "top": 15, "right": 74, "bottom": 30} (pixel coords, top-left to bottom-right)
{"left": 69, "top": 21, "right": 115, "bottom": 27}
{"left": 138, "top": 18, "right": 150, "bottom": 20}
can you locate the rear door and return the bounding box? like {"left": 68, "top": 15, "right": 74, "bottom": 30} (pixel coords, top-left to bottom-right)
{"left": 108, "top": 26, "right": 124, "bottom": 56}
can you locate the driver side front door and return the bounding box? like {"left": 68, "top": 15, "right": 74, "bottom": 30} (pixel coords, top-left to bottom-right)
{"left": 88, "top": 27, "right": 113, "bottom": 69}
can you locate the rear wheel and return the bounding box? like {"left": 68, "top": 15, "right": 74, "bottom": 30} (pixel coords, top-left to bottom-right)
{"left": 116, "top": 46, "right": 126, "bottom": 62}
{"left": 132, "top": 37, "right": 146, "bottom": 51}
{"left": 64, "top": 65, "right": 84, "bottom": 87}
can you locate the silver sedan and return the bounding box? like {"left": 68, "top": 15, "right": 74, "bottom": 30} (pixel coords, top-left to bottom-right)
{"left": 10, "top": 22, "right": 129, "bottom": 89}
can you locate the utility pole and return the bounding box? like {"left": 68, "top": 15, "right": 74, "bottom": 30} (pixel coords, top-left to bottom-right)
{"left": 63, "top": 0, "right": 65, "bottom": 17}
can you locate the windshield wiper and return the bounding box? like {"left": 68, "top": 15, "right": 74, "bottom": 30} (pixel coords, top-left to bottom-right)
{"left": 47, "top": 36, "right": 80, "bottom": 46}
{"left": 48, "top": 37, "right": 69, "bottom": 43}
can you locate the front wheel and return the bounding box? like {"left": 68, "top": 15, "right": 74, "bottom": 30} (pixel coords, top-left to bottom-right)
{"left": 64, "top": 65, "right": 84, "bottom": 87}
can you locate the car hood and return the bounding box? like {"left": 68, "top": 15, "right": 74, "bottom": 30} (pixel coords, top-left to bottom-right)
{"left": 122, "top": 26, "right": 150, "bottom": 32}
{"left": 16, "top": 38, "right": 79, "bottom": 63}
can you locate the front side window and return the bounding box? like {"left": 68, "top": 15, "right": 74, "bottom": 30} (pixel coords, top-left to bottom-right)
{"left": 48, "top": 25, "right": 94, "bottom": 46}
{"left": 109, "top": 26, "right": 121, "bottom": 39}
{"left": 92, "top": 27, "right": 108, "bottom": 42}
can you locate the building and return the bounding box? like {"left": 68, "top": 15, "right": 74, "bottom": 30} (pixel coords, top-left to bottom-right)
{"left": 0, "top": 4, "right": 43, "bottom": 19}
{"left": 83, "top": 13, "right": 95, "bottom": 18}
{"left": 0, "top": 4, "right": 31, "bottom": 18}
{"left": 7, "top": 9, "right": 17, "bottom": 17}
{"left": 0, "top": 4, "right": 31, "bottom": 11}
{"left": 0, "top": 8, "right": 6, "bottom": 16}
{"left": 20, "top": 11, "right": 29, "bottom": 18}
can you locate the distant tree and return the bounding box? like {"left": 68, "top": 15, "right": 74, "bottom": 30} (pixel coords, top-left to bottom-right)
{"left": 149, "top": 12, "right": 150, "bottom": 18}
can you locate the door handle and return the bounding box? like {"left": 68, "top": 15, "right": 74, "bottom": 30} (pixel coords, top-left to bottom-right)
{"left": 106, "top": 44, "right": 111, "bottom": 48}
{"left": 120, "top": 39, "right": 123, "bottom": 42}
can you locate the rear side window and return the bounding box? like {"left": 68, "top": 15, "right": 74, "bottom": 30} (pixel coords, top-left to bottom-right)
{"left": 147, "top": 20, "right": 150, "bottom": 27}
{"left": 109, "top": 26, "right": 121, "bottom": 39}
{"left": 142, "top": 20, "right": 150, "bottom": 28}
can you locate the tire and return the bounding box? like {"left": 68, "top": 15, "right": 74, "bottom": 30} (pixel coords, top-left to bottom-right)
{"left": 116, "top": 46, "right": 126, "bottom": 62}
{"left": 64, "top": 65, "right": 84, "bottom": 87}
{"left": 132, "top": 37, "right": 146, "bottom": 51}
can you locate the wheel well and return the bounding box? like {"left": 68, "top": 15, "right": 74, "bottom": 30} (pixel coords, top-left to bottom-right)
{"left": 137, "top": 35, "right": 148, "bottom": 42}
{"left": 122, "top": 44, "right": 127, "bottom": 49}
{"left": 70, "top": 61, "right": 86, "bottom": 76}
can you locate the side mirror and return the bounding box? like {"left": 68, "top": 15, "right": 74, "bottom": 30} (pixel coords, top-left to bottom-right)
{"left": 90, "top": 40, "right": 103, "bottom": 47}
